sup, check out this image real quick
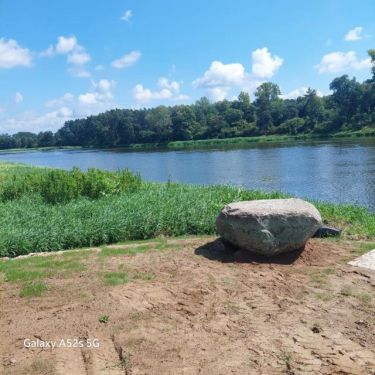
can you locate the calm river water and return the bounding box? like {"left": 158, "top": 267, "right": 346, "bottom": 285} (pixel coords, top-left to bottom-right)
{"left": 1, "top": 139, "right": 374, "bottom": 210}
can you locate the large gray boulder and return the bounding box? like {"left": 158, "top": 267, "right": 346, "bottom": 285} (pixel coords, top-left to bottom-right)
{"left": 216, "top": 198, "right": 322, "bottom": 256}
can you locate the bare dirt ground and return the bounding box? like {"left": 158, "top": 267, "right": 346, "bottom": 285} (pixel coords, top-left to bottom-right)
{"left": 0, "top": 237, "right": 374, "bottom": 375}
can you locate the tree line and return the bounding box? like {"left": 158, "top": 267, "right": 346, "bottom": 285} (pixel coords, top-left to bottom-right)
{"left": 1, "top": 50, "right": 374, "bottom": 150}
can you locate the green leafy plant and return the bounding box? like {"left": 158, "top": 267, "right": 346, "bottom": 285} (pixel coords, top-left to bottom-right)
{"left": 99, "top": 315, "right": 109, "bottom": 323}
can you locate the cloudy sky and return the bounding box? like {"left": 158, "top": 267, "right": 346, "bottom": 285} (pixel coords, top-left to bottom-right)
{"left": 0, "top": 0, "right": 374, "bottom": 133}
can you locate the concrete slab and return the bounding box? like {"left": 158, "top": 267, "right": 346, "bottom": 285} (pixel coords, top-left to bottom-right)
{"left": 348, "top": 250, "right": 375, "bottom": 272}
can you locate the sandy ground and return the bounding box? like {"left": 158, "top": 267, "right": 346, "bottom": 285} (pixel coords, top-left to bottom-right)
{"left": 0, "top": 237, "right": 374, "bottom": 375}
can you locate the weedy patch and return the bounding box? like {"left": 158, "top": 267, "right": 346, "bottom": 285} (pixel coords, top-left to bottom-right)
{"left": 357, "top": 293, "right": 372, "bottom": 304}
{"left": 0, "top": 255, "right": 85, "bottom": 283}
{"left": 99, "top": 315, "right": 109, "bottom": 324}
{"left": 224, "top": 301, "right": 243, "bottom": 314}
{"left": 104, "top": 272, "right": 129, "bottom": 286}
{"left": 129, "top": 311, "right": 142, "bottom": 321}
{"left": 314, "top": 292, "right": 333, "bottom": 302}
{"left": 132, "top": 271, "right": 155, "bottom": 281}
{"left": 340, "top": 285, "right": 354, "bottom": 297}
{"left": 349, "top": 242, "right": 375, "bottom": 258}
{"left": 20, "top": 281, "right": 48, "bottom": 297}
{"left": 340, "top": 285, "right": 372, "bottom": 305}
{"left": 100, "top": 244, "right": 154, "bottom": 257}
{"left": 100, "top": 239, "right": 176, "bottom": 257}
{"left": 309, "top": 267, "right": 335, "bottom": 287}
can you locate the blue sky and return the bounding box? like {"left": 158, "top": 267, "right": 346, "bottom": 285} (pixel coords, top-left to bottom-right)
{"left": 0, "top": 0, "right": 374, "bottom": 133}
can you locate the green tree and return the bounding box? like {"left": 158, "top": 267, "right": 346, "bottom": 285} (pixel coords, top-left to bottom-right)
{"left": 300, "top": 88, "right": 325, "bottom": 131}
{"left": 368, "top": 49, "right": 375, "bottom": 81}
{"left": 254, "top": 82, "right": 281, "bottom": 133}
{"left": 329, "top": 75, "right": 362, "bottom": 127}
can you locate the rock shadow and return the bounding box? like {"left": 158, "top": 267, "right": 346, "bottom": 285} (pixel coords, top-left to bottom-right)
{"left": 194, "top": 238, "right": 304, "bottom": 265}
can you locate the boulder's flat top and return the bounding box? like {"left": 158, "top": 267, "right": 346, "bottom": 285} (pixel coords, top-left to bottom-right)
{"left": 224, "top": 198, "right": 320, "bottom": 216}
{"left": 348, "top": 249, "right": 375, "bottom": 272}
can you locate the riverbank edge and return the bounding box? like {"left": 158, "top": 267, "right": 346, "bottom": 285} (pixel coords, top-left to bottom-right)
{"left": 0, "top": 161, "right": 374, "bottom": 258}
{"left": 0, "top": 128, "right": 374, "bottom": 153}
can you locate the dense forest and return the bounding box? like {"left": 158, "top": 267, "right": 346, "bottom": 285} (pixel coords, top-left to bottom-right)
{"left": 1, "top": 50, "right": 374, "bottom": 150}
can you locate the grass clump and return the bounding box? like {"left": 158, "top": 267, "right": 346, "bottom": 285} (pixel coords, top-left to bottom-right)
{"left": 132, "top": 271, "right": 155, "bottom": 281}
{"left": 20, "top": 281, "right": 48, "bottom": 297}
{"left": 340, "top": 285, "right": 354, "bottom": 297}
{"left": 0, "top": 255, "right": 85, "bottom": 282}
{"left": 309, "top": 267, "right": 335, "bottom": 286}
{"left": 104, "top": 272, "right": 128, "bottom": 286}
{"left": 99, "top": 315, "right": 109, "bottom": 324}
{"left": 340, "top": 285, "right": 372, "bottom": 304}
{"left": 357, "top": 293, "right": 372, "bottom": 304}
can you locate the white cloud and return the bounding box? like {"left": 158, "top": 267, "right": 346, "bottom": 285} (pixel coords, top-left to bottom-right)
{"left": 281, "top": 87, "right": 324, "bottom": 99}
{"left": 4, "top": 80, "right": 117, "bottom": 133}
{"left": 158, "top": 77, "right": 180, "bottom": 92}
{"left": 134, "top": 77, "right": 187, "bottom": 103}
{"left": 46, "top": 93, "right": 74, "bottom": 107}
{"left": 78, "top": 92, "right": 98, "bottom": 105}
{"left": 41, "top": 35, "right": 91, "bottom": 74}
{"left": 193, "top": 47, "right": 283, "bottom": 101}
{"left": 68, "top": 67, "right": 91, "bottom": 78}
{"left": 0, "top": 38, "right": 32, "bottom": 68}
{"left": 112, "top": 50, "right": 141, "bottom": 69}
{"left": 78, "top": 79, "right": 115, "bottom": 106}
{"left": 56, "top": 36, "right": 78, "bottom": 54}
{"left": 14, "top": 92, "right": 24, "bottom": 103}
{"left": 251, "top": 47, "right": 283, "bottom": 78}
{"left": 1, "top": 107, "right": 74, "bottom": 133}
{"left": 316, "top": 51, "right": 371, "bottom": 74}
{"left": 121, "top": 10, "right": 132, "bottom": 22}
{"left": 193, "top": 61, "right": 245, "bottom": 88}
{"left": 67, "top": 47, "right": 91, "bottom": 65}
{"left": 208, "top": 87, "right": 229, "bottom": 101}
{"left": 281, "top": 87, "right": 308, "bottom": 100}
{"left": 344, "top": 26, "right": 363, "bottom": 41}
{"left": 134, "top": 85, "right": 171, "bottom": 102}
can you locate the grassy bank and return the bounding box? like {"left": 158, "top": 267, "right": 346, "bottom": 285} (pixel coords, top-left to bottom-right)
{"left": 0, "top": 162, "right": 374, "bottom": 257}
{"left": 0, "top": 128, "right": 374, "bottom": 153}
{"left": 84, "top": 129, "right": 375, "bottom": 151}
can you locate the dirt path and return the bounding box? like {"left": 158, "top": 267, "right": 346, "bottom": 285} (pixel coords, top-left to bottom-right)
{"left": 0, "top": 237, "right": 374, "bottom": 374}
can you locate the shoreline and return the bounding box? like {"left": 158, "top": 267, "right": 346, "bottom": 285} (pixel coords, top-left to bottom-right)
{"left": 0, "top": 129, "right": 374, "bottom": 154}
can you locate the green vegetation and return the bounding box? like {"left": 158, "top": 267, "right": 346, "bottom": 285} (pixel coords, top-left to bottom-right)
{"left": 339, "top": 286, "right": 372, "bottom": 305}
{"left": 358, "top": 293, "right": 372, "bottom": 304}
{"left": 340, "top": 285, "right": 354, "bottom": 297}
{"left": 357, "top": 242, "right": 375, "bottom": 254}
{"left": 0, "top": 50, "right": 374, "bottom": 150}
{"left": 310, "top": 267, "right": 335, "bottom": 286}
{"left": 99, "top": 315, "right": 110, "bottom": 324}
{"left": 19, "top": 281, "right": 48, "bottom": 297}
{"left": 132, "top": 271, "right": 155, "bottom": 281}
{"left": 0, "top": 164, "right": 141, "bottom": 204}
{"left": 104, "top": 272, "right": 129, "bottom": 286}
{"left": 0, "top": 253, "right": 85, "bottom": 281}
{"left": 0, "top": 161, "right": 374, "bottom": 258}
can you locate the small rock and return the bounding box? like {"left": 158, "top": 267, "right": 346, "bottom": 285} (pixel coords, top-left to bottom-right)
{"left": 311, "top": 325, "right": 321, "bottom": 333}
{"left": 313, "top": 225, "right": 341, "bottom": 238}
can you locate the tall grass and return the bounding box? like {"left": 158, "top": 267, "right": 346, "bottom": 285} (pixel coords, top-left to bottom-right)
{"left": 0, "top": 180, "right": 374, "bottom": 257}
{"left": 0, "top": 165, "right": 141, "bottom": 204}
